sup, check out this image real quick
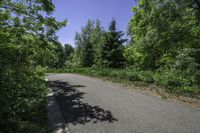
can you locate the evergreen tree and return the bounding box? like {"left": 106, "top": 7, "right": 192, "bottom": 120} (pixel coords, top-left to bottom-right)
{"left": 101, "top": 19, "right": 126, "bottom": 68}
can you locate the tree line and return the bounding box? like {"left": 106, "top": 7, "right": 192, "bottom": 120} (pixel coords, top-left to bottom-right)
{"left": 73, "top": 19, "right": 126, "bottom": 68}
{"left": 56, "top": 19, "right": 127, "bottom": 69}
{"left": 60, "top": 0, "right": 200, "bottom": 95}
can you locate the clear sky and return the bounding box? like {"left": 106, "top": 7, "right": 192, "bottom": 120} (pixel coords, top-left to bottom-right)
{"left": 52, "top": 0, "right": 136, "bottom": 46}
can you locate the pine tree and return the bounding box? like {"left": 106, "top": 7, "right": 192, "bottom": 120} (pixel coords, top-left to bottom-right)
{"left": 101, "top": 19, "right": 126, "bottom": 68}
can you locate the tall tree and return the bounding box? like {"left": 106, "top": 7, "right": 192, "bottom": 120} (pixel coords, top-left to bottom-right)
{"left": 90, "top": 20, "right": 105, "bottom": 67}
{"left": 75, "top": 20, "right": 95, "bottom": 67}
{"left": 101, "top": 19, "right": 126, "bottom": 68}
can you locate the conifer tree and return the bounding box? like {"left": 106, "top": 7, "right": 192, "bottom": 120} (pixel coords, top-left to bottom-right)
{"left": 101, "top": 19, "right": 126, "bottom": 68}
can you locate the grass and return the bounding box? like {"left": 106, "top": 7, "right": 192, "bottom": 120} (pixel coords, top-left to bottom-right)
{"left": 48, "top": 67, "right": 200, "bottom": 99}
{"left": 48, "top": 67, "right": 153, "bottom": 82}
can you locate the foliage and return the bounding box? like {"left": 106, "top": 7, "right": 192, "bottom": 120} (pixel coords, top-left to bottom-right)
{"left": 63, "top": 44, "right": 75, "bottom": 67}
{"left": 64, "top": 44, "right": 74, "bottom": 60}
{"left": 74, "top": 20, "right": 95, "bottom": 67}
{"left": 73, "top": 19, "right": 126, "bottom": 68}
{"left": 155, "top": 49, "right": 200, "bottom": 92}
{"left": 125, "top": 0, "right": 200, "bottom": 94}
{"left": 101, "top": 19, "right": 127, "bottom": 68}
{"left": 0, "top": 0, "right": 66, "bottom": 132}
{"left": 90, "top": 20, "right": 105, "bottom": 67}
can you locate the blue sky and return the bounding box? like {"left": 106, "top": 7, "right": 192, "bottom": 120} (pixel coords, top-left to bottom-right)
{"left": 52, "top": 0, "right": 136, "bottom": 46}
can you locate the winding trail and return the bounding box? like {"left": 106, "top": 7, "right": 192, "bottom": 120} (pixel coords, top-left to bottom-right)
{"left": 47, "top": 73, "right": 200, "bottom": 133}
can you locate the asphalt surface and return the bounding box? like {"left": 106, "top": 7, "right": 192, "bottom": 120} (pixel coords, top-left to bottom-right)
{"left": 47, "top": 73, "right": 200, "bottom": 133}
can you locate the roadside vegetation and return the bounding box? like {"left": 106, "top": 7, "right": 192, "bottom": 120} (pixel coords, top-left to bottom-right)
{"left": 0, "top": 0, "right": 66, "bottom": 132}
{"left": 48, "top": 67, "right": 200, "bottom": 98}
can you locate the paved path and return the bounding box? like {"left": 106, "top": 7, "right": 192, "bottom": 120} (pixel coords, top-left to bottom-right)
{"left": 47, "top": 73, "right": 200, "bottom": 133}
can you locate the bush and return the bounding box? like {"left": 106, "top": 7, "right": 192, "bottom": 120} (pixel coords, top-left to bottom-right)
{"left": 109, "top": 70, "right": 119, "bottom": 77}
{"left": 0, "top": 66, "right": 48, "bottom": 133}
{"left": 127, "top": 71, "right": 140, "bottom": 81}
{"left": 116, "top": 70, "right": 128, "bottom": 79}
{"left": 138, "top": 71, "right": 154, "bottom": 83}
{"left": 178, "top": 86, "right": 200, "bottom": 96}
{"left": 155, "top": 69, "right": 182, "bottom": 87}
{"left": 154, "top": 67, "right": 200, "bottom": 95}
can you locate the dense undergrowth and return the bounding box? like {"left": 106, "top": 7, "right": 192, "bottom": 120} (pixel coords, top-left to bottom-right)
{"left": 0, "top": 67, "right": 48, "bottom": 133}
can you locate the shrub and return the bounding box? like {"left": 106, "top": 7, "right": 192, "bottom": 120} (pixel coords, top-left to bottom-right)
{"left": 154, "top": 67, "right": 200, "bottom": 95}
{"left": 127, "top": 71, "right": 140, "bottom": 81}
{"left": 116, "top": 70, "right": 128, "bottom": 79}
{"left": 138, "top": 71, "right": 154, "bottom": 83}
{"left": 154, "top": 69, "right": 181, "bottom": 88}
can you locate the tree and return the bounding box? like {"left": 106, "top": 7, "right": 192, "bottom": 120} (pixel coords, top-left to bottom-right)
{"left": 0, "top": 0, "right": 66, "bottom": 132}
{"left": 90, "top": 20, "right": 105, "bottom": 67}
{"left": 64, "top": 44, "right": 74, "bottom": 60}
{"left": 127, "top": 0, "right": 200, "bottom": 92}
{"left": 73, "top": 19, "right": 127, "bottom": 68}
{"left": 128, "top": 0, "right": 186, "bottom": 68}
{"left": 54, "top": 42, "right": 65, "bottom": 68}
{"left": 101, "top": 19, "right": 126, "bottom": 68}
{"left": 63, "top": 44, "right": 74, "bottom": 67}
{"left": 74, "top": 20, "right": 95, "bottom": 67}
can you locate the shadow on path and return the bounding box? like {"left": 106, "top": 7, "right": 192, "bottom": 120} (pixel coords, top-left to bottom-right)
{"left": 48, "top": 81, "right": 117, "bottom": 125}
